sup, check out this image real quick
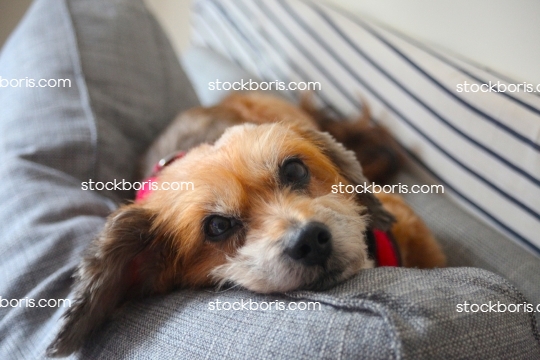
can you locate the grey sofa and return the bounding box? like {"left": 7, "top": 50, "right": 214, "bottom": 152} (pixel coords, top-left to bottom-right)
{"left": 0, "top": 0, "right": 538, "bottom": 359}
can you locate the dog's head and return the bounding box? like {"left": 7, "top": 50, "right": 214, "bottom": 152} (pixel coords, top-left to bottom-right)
{"left": 48, "top": 122, "right": 394, "bottom": 356}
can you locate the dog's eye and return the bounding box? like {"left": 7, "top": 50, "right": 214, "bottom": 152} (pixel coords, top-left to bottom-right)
{"left": 280, "top": 158, "right": 309, "bottom": 189}
{"left": 204, "top": 215, "right": 239, "bottom": 241}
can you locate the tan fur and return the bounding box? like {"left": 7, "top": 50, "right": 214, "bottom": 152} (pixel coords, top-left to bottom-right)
{"left": 144, "top": 122, "right": 371, "bottom": 290}
{"left": 48, "top": 92, "right": 445, "bottom": 357}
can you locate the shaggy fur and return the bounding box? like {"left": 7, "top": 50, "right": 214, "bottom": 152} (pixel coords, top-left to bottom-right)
{"left": 48, "top": 93, "right": 445, "bottom": 357}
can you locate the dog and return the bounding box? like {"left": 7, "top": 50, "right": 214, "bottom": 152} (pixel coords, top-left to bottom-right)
{"left": 48, "top": 93, "right": 446, "bottom": 357}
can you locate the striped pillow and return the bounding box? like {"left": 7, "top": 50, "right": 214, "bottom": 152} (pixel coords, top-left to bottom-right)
{"left": 190, "top": 0, "right": 540, "bottom": 256}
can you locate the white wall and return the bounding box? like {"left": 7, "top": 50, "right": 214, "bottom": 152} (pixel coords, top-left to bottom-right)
{"left": 322, "top": 0, "right": 540, "bottom": 84}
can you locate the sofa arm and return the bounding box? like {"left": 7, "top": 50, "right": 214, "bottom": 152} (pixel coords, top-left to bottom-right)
{"left": 79, "top": 267, "right": 540, "bottom": 360}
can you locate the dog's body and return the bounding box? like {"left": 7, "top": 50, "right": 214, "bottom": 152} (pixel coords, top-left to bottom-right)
{"left": 48, "top": 93, "right": 445, "bottom": 357}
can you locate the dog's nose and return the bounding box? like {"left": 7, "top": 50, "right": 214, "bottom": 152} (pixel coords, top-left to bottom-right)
{"left": 285, "top": 222, "right": 332, "bottom": 266}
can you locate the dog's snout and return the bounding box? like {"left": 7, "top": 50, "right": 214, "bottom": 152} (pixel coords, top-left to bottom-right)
{"left": 285, "top": 222, "right": 332, "bottom": 266}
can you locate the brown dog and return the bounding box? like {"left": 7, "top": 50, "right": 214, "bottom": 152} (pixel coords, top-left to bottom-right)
{"left": 48, "top": 93, "right": 445, "bottom": 357}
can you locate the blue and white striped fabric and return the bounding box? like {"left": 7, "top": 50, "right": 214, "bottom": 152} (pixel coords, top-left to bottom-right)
{"left": 190, "top": 0, "right": 540, "bottom": 256}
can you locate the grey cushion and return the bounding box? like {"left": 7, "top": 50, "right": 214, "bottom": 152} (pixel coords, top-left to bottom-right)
{"left": 81, "top": 268, "right": 540, "bottom": 360}
{"left": 397, "top": 171, "right": 540, "bottom": 320}
{"left": 0, "top": 0, "right": 198, "bottom": 358}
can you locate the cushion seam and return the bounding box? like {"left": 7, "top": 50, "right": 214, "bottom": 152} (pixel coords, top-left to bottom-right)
{"left": 59, "top": 0, "right": 99, "bottom": 182}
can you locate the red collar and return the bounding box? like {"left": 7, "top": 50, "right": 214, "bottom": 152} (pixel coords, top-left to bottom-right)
{"left": 136, "top": 151, "right": 185, "bottom": 202}
{"left": 366, "top": 229, "right": 401, "bottom": 267}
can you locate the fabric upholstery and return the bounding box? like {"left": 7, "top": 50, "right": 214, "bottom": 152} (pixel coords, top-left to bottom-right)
{"left": 80, "top": 268, "right": 540, "bottom": 360}
{"left": 397, "top": 171, "right": 540, "bottom": 325}
{"left": 0, "top": 0, "right": 198, "bottom": 358}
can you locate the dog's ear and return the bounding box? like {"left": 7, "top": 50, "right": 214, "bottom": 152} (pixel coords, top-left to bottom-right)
{"left": 301, "top": 127, "right": 395, "bottom": 231}
{"left": 47, "top": 204, "right": 171, "bottom": 357}
{"left": 301, "top": 93, "right": 404, "bottom": 184}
